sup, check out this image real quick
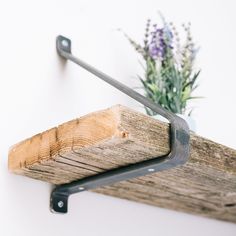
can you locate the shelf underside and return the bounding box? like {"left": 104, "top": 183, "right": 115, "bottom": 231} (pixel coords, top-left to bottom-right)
{"left": 8, "top": 105, "right": 236, "bottom": 223}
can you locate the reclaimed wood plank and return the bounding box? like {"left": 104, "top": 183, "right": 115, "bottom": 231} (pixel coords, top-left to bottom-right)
{"left": 8, "top": 105, "right": 236, "bottom": 222}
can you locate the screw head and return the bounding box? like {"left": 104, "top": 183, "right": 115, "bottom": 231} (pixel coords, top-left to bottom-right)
{"left": 148, "top": 168, "right": 155, "bottom": 172}
{"left": 58, "top": 201, "right": 64, "bottom": 208}
{"left": 61, "top": 39, "right": 69, "bottom": 48}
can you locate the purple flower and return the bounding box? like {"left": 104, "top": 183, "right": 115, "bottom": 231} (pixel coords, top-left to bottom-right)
{"left": 148, "top": 27, "right": 173, "bottom": 60}
{"left": 149, "top": 43, "right": 165, "bottom": 59}
{"left": 148, "top": 28, "right": 165, "bottom": 59}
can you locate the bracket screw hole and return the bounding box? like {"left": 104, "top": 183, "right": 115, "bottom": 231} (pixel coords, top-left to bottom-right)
{"left": 61, "top": 39, "right": 69, "bottom": 48}
{"left": 58, "top": 201, "right": 64, "bottom": 208}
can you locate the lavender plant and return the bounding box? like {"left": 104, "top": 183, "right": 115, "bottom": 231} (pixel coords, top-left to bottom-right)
{"left": 124, "top": 16, "right": 200, "bottom": 116}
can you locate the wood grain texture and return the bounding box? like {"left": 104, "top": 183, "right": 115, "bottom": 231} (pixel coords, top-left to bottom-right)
{"left": 8, "top": 105, "right": 236, "bottom": 223}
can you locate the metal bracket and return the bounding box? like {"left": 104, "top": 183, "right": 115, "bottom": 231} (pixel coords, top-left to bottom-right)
{"left": 50, "top": 35, "right": 190, "bottom": 214}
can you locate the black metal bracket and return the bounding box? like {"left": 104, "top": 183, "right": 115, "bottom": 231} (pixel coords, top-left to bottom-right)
{"left": 50, "top": 35, "right": 190, "bottom": 214}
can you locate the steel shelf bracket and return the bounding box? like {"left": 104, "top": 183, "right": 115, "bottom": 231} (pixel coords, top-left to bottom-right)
{"left": 50, "top": 35, "right": 190, "bottom": 213}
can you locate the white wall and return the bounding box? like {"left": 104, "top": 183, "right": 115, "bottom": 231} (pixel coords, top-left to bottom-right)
{"left": 0, "top": 0, "right": 236, "bottom": 235}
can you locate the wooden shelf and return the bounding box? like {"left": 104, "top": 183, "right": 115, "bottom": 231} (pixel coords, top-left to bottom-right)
{"left": 8, "top": 105, "right": 236, "bottom": 223}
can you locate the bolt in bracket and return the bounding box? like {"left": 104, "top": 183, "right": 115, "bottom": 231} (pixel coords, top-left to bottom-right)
{"left": 50, "top": 35, "right": 190, "bottom": 214}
